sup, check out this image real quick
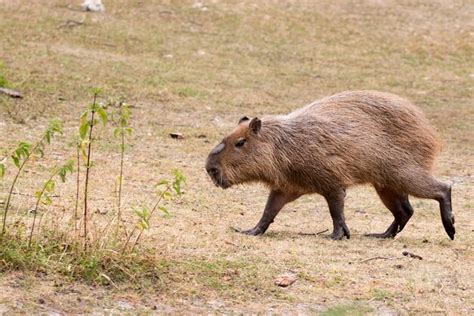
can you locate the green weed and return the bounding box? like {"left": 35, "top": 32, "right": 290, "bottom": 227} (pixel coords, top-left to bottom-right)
{"left": 321, "top": 303, "right": 372, "bottom": 316}
{"left": 1, "top": 119, "right": 63, "bottom": 236}
{"left": 112, "top": 101, "right": 133, "bottom": 226}
{"left": 369, "top": 288, "right": 396, "bottom": 301}
{"left": 78, "top": 88, "right": 107, "bottom": 250}
{"left": 0, "top": 88, "right": 185, "bottom": 285}
{"left": 28, "top": 159, "right": 74, "bottom": 247}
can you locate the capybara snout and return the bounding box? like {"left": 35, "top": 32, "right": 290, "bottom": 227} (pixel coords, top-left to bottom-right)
{"left": 205, "top": 117, "right": 263, "bottom": 189}
{"left": 206, "top": 90, "right": 455, "bottom": 240}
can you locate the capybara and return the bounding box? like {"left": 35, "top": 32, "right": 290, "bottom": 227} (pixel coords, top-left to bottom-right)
{"left": 205, "top": 90, "right": 455, "bottom": 240}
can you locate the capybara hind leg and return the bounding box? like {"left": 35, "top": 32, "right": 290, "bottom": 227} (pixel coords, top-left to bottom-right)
{"left": 239, "top": 190, "right": 300, "bottom": 236}
{"left": 405, "top": 174, "right": 455, "bottom": 240}
{"left": 440, "top": 185, "right": 455, "bottom": 240}
{"left": 366, "top": 187, "right": 413, "bottom": 238}
{"left": 324, "top": 190, "right": 350, "bottom": 240}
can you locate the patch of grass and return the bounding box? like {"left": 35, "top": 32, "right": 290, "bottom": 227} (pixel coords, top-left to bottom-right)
{"left": 180, "top": 258, "right": 262, "bottom": 296}
{"left": 0, "top": 61, "right": 8, "bottom": 88}
{"left": 321, "top": 303, "right": 372, "bottom": 316}
{"left": 0, "top": 0, "right": 473, "bottom": 313}
{"left": 173, "top": 86, "right": 208, "bottom": 98}
{"left": 0, "top": 75, "right": 8, "bottom": 88}
{"left": 0, "top": 232, "right": 167, "bottom": 286}
{"left": 369, "top": 288, "right": 396, "bottom": 301}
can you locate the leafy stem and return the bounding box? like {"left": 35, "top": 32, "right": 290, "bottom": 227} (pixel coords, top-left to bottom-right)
{"left": 121, "top": 169, "right": 185, "bottom": 254}
{"left": 1, "top": 119, "right": 63, "bottom": 237}
{"left": 28, "top": 159, "right": 74, "bottom": 247}
{"left": 113, "top": 103, "right": 132, "bottom": 230}
{"left": 80, "top": 89, "right": 107, "bottom": 251}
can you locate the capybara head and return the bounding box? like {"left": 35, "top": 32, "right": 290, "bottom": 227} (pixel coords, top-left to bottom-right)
{"left": 206, "top": 116, "right": 269, "bottom": 189}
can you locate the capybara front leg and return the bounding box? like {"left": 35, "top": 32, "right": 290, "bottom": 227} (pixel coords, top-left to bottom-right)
{"left": 324, "top": 190, "right": 350, "bottom": 240}
{"left": 240, "top": 190, "right": 300, "bottom": 236}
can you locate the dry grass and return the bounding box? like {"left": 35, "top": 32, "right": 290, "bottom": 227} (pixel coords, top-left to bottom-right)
{"left": 0, "top": 0, "right": 473, "bottom": 314}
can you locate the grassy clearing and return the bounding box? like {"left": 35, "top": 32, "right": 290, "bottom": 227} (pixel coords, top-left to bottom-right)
{"left": 0, "top": 0, "right": 473, "bottom": 314}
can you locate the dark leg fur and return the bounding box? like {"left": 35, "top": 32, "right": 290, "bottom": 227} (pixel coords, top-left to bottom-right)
{"left": 438, "top": 185, "right": 455, "bottom": 240}
{"left": 324, "top": 190, "right": 350, "bottom": 240}
{"left": 366, "top": 186, "right": 413, "bottom": 238}
{"left": 239, "top": 190, "right": 300, "bottom": 236}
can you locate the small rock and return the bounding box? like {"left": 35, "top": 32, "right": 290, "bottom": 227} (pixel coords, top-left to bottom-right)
{"left": 274, "top": 272, "right": 297, "bottom": 287}
{"left": 208, "top": 300, "right": 225, "bottom": 310}
{"left": 211, "top": 116, "right": 225, "bottom": 127}
{"left": 38, "top": 298, "right": 45, "bottom": 304}
{"left": 169, "top": 132, "right": 184, "bottom": 139}
{"left": 0, "top": 304, "right": 9, "bottom": 314}
{"left": 81, "top": 0, "right": 105, "bottom": 12}
{"left": 116, "top": 300, "right": 134, "bottom": 311}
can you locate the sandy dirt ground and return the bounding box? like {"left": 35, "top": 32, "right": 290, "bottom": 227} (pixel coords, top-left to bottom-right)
{"left": 0, "top": 0, "right": 473, "bottom": 314}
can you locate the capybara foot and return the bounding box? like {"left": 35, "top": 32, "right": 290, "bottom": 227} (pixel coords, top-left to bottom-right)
{"left": 331, "top": 224, "right": 350, "bottom": 240}
{"left": 365, "top": 231, "right": 396, "bottom": 239}
{"left": 365, "top": 221, "right": 398, "bottom": 239}
{"left": 442, "top": 215, "right": 455, "bottom": 240}
{"left": 238, "top": 226, "right": 267, "bottom": 236}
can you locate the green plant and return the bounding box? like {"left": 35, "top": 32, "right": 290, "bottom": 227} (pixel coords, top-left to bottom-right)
{"left": 113, "top": 102, "right": 133, "bottom": 227}
{"left": 0, "top": 61, "right": 8, "bottom": 88}
{"left": 28, "top": 159, "right": 74, "bottom": 247}
{"left": 0, "top": 160, "right": 5, "bottom": 178}
{"left": 73, "top": 144, "right": 81, "bottom": 237}
{"left": 0, "top": 87, "right": 186, "bottom": 286}
{"left": 122, "top": 169, "right": 185, "bottom": 254}
{"left": 78, "top": 88, "right": 107, "bottom": 250}
{"left": 321, "top": 303, "right": 372, "bottom": 316}
{"left": 1, "top": 119, "right": 63, "bottom": 237}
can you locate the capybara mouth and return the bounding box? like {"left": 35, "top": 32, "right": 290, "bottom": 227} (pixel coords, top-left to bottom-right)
{"left": 208, "top": 172, "right": 232, "bottom": 189}
{"left": 212, "top": 176, "right": 232, "bottom": 189}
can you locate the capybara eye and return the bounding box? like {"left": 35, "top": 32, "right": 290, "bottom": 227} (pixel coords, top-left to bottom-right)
{"left": 235, "top": 138, "right": 246, "bottom": 148}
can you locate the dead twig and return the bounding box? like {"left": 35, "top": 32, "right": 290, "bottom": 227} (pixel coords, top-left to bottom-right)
{"left": 402, "top": 251, "right": 423, "bottom": 260}
{"left": 224, "top": 240, "right": 238, "bottom": 247}
{"left": 59, "top": 20, "right": 85, "bottom": 29}
{"left": 357, "top": 256, "right": 397, "bottom": 263}
{"left": 10, "top": 192, "right": 59, "bottom": 198}
{"left": 0, "top": 87, "right": 22, "bottom": 98}
{"left": 298, "top": 228, "right": 329, "bottom": 236}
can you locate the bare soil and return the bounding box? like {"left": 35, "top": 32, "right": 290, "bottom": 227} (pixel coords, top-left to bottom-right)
{"left": 0, "top": 0, "right": 473, "bottom": 314}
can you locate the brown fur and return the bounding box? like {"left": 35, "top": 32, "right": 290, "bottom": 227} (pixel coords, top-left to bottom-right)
{"left": 206, "top": 90, "right": 455, "bottom": 240}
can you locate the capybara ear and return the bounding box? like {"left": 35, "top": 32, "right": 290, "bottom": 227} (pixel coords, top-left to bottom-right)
{"left": 239, "top": 116, "right": 250, "bottom": 124}
{"left": 249, "top": 117, "right": 261, "bottom": 134}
